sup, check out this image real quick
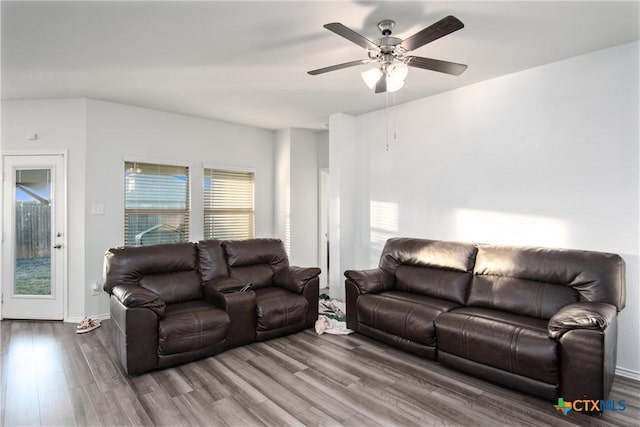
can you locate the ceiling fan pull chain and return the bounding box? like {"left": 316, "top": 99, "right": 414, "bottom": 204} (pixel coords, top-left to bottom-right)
{"left": 392, "top": 92, "right": 397, "bottom": 143}
{"left": 385, "top": 91, "right": 390, "bottom": 151}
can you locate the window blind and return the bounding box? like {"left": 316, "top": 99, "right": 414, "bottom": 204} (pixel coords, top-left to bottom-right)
{"left": 124, "top": 161, "right": 189, "bottom": 246}
{"left": 204, "top": 168, "right": 255, "bottom": 240}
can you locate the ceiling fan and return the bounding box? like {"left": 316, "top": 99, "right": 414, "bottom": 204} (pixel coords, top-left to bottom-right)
{"left": 308, "top": 16, "right": 467, "bottom": 93}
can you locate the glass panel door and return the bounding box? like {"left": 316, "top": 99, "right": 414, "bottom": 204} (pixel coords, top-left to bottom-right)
{"left": 14, "top": 169, "right": 52, "bottom": 296}
{"left": 2, "top": 155, "right": 65, "bottom": 320}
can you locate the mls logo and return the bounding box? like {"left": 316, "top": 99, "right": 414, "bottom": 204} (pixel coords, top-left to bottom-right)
{"left": 554, "top": 398, "right": 572, "bottom": 415}
{"left": 553, "top": 397, "right": 626, "bottom": 415}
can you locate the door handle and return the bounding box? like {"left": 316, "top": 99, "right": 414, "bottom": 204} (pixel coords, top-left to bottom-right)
{"left": 53, "top": 243, "right": 62, "bottom": 249}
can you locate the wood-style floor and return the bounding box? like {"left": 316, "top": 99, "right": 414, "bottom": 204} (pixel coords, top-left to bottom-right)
{"left": 0, "top": 319, "right": 638, "bottom": 427}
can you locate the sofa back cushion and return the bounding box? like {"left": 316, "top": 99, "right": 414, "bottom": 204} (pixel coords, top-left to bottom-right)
{"left": 103, "top": 242, "right": 202, "bottom": 304}
{"left": 379, "top": 238, "right": 478, "bottom": 304}
{"left": 468, "top": 245, "right": 626, "bottom": 318}
{"left": 468, "top": 275, "right": 579, "bottom": 319}
{"left": 196, "top": 240, "right": 229, "bottom": 282}
{"left": 223, "top": 239, "right": 289, "bottom": 290}
{"left": 395, "top": 265, "right": 472, "bottom": 305}
{"left": 140, "top": 271, "right": 202, "bottom": 304}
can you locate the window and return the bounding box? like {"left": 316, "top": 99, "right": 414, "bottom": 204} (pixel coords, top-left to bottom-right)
{"left": 124, "top": 161, "right": 189, "bottom": 246}
{"left": 204, "top": 168, "right": 255, "bottom": 240}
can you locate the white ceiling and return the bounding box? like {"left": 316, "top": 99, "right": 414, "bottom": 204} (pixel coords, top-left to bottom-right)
{"left": 2, "top": 1, "right": 639, "bottom": 130}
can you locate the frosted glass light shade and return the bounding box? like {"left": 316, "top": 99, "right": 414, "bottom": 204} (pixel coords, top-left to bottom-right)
{"left": 361, "top": 62, "right": 408, "bottom": 92}
{"left": 386, "top": 77, "right": 405, "bottom": 92}
{"left": 361, "top": 67, "right": 383, "bottom": 89}
{"left": 389, "top": 62, "right": 408, "bottom": 81}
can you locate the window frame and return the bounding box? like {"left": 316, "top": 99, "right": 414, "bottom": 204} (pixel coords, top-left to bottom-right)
{"left": 124, "top": 160, "right": 191, "bottom": 246}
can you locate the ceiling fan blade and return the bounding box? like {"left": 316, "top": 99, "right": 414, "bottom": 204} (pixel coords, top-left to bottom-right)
{"left": 407, "top": 56, "right": 467, "bottom": 76}
{"left": 324, "top": 23, "right": 379, "bottom": 51}
{"left": 400, "top": 15, "right": 464, "bottom": 52}
{"left": 307, "top": 59, "right": 369, "bottom": 75}
{"left": 375, "top": 74, "right": 387, "bottom": 93}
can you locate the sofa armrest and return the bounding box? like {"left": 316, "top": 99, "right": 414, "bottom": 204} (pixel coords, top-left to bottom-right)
{"left": 109, "top": 296, "right": 159, "bottom": 375}
{"left": 273, "top": 266, "right": 321, "bottom": 294}
{"left": 345, "top": 279, "right": 363, "bottom": 331}
{"left": 548, "top": 302, "right": 617, "bottom": 339}
{"left": 551, "top": 303, "right": 619, "bottom": 404}
{"left": 111, "top": 284, "right": 166, "bottom": 318}
{"left": 344, "top": 268, "right": 393, "bottom": 294}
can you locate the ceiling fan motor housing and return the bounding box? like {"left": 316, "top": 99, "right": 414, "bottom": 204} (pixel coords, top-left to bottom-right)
{"left": 377, "top": 19, "right": 396, "bottom": 36}
{"left": 370, "top": 20, "right": 404, "bottom": 64}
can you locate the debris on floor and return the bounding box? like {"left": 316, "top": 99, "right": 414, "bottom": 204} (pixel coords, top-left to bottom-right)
{"left": 316, "top": 294, "right": 353, "bottom": 335}
{"left": 76, "top": 317, "right": 101, "bottom": 334}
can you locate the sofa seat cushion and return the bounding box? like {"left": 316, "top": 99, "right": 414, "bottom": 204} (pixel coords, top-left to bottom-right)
{"left": 254, "top": 287, "right": 308, "bottom": 331}
{"left": 357, "top": 291, "right": 461, "bottom": 346}
{"left": 435, "top": 307, "right": 558, "bottom": 384}
{"left": 159, "top": 301, "right": 229, "bottom": 355}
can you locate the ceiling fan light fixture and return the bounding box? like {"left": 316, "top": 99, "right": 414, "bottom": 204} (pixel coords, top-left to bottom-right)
{"left": 361, "top": 67, "right": 383, "bottom": 89}
{"left": 309, "top": 16, "right": 467, "bottom": 94}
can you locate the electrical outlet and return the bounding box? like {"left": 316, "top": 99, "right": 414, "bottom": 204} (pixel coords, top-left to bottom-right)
{"left": 91, "top": 282, "right": 101, "bottom": 296}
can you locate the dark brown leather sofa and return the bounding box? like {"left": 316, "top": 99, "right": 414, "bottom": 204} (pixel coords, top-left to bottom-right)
{"left": 345, "top": 237, "right": 625, "bottom": 406}
{"left": 103, "top": 238, "right": 320, "bottom": 375}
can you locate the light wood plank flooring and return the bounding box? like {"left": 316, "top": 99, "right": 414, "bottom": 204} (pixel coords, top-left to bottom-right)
{"left": 1, "top": 319, "right": 638, "bottom": 426}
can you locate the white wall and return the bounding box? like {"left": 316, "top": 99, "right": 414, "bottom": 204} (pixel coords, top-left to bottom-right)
{"left": 328, "top": 113, "right": 360, "bottom": 301}
{"left": 317, "top": 131, "right": 329, "bottom": 169}
{"left": 1, "top": 99, "right": 88, "bottom": 320}
{"left": 331, "top": 41, "right": 640, "bottom": 376}
{"left": 84, "top": 100, "right": 275, "bottom": 317}
{"left": 274, "top": 129, "right": 291, "bottom": 249}
{"left": 290, "top": 129, "right": 319, "bottom": 267}
{"left": 273, "top": 128, "right": 319, "bottom": 267}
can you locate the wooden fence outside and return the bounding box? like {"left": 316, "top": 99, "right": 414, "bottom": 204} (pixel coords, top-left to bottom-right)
{"left": 15, "top": 203, "right": 51, "bottom": 259}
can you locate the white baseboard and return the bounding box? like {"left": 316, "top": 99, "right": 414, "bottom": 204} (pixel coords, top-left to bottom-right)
{"left": 616, "top": 366, "right": 640, "bottom": 381}
{"left": 65, "top": 313, "right": 110, "bottom": 324}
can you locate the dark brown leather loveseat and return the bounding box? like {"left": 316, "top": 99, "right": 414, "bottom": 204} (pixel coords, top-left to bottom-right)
{"left": 345, "top": 237, "right": 625, "bottom": 406}
{"left": 103, "top": 238, "right": 320, "bottom": 375}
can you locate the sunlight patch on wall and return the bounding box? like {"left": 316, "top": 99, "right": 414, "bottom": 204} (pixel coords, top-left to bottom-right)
{"left": 454, "top": 209, "right": 569, "bottom": 248}
{"left": 370, "top": 201, "right": 399, "bottom": 264}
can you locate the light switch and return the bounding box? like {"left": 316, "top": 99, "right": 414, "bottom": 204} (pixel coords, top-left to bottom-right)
{"left": 90, "top": 203, "right": 104, "bottom": 215}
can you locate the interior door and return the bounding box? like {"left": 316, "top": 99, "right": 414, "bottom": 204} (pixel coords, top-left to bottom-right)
{"left": 2, "top": 154, "right": 65, "bottom": 320}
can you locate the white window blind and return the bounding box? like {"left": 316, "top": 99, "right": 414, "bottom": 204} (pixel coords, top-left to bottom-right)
{"left": 204, "top": 168, "right": 255, "bottom": 240}
{"left": 124, "top": 161, "right": 189, "bottom": 246}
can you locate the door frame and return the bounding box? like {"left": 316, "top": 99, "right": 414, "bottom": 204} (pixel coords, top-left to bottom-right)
{"left": 1, "top": 151, "right": 68, "bottom": 320}
{"left": 318, "top": 167, "right": 329, "bottom": 290}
